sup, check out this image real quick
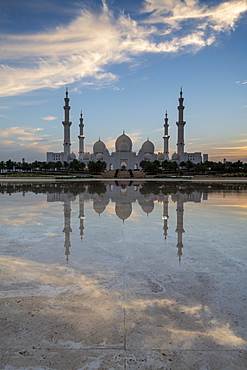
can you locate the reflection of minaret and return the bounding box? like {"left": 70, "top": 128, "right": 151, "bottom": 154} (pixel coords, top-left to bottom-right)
{"left": 63, "top": 195, "right": 72, "bottom": 262}
{"left": 175, "top": 195, "right": 185, "bottom": 262}
{"left": 62, "top": 88, "right": 72, "bottom": 158}
{"left": 163, "top": 111, "right": 170, "bottom": 160}
{"left": 176, "top": 88, "right": 186, "bottom": 160}
{"left": 78, "top": 193, "right": 85, "bottom": 240}
{"left": 162, "top": 194, "right": 169, "bottom": 239}
{"left": 78, "top": 112, "right": 85, "bottom": 161}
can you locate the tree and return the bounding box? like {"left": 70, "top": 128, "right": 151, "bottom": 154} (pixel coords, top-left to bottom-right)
{"left": 88, "top": 160, "right": 106, "bottom": 173}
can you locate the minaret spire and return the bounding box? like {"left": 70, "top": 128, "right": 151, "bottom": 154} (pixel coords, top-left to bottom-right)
{"left": 78, "top": 111, "right": 85, "bottom": 161}
{"left": 176, "top": 88, "right": 186, "bottom": 161}
{"left": 62, "top": 89, "right": 72, "bottom": 161}
{"left": 163, "top": 110, "right": 170, "bottom": 160}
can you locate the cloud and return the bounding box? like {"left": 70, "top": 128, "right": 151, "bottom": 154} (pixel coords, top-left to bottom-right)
{"left": 0, "top": 126, "right": 44, "bottom": 138}
{"left": 0, "top": 1, "right": 246, "bottom": 97}
{"left": 42, "top": 116, "right": 57, "bottom": 121}
{"left": 236, "top": 80, "right": 247, "bottom": 85}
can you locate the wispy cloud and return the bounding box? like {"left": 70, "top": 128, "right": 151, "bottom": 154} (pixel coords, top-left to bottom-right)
{"left": 0, "top": 126, "right": 44, "bottom": 138}
{"left": 0, "top": 0, "right": 246, "bottom": 97}
{"left": 236, "top": 80, "right": 247, "bottom": 85}
{"left": 42, "top": 116, "right": 57, "bottom": 121}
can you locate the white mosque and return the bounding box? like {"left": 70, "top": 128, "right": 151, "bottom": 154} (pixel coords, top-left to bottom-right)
{"left": 46, "top": 89, "right": 208, "bottom": 168}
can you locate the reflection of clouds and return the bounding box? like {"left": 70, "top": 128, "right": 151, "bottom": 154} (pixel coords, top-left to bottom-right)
{"left": 44, "top": 233, "right": 57, "bottom": 237}
{"left": 1, "top": 256, "right": 245, "bottom": 350}
{"left": 0, "top": 213, "right": 43, "bottom": 226}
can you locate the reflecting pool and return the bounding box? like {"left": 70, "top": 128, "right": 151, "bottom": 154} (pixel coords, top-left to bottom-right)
{"left": 0, "top": 182, "right": 247, "bottom": 369}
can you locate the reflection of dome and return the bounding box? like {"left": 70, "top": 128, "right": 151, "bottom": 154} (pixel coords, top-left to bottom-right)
{"left": 157, "top": 152, "right": 165, "bottom": 161}
{"left": 115, "top": 203, "right": 132, "bottom": 221}
{"left": 93, "top": 139, "right": 106, "bottom": 154}
{"left": 141, "top": 139, "right": 154, "bottom": 154}
{"left": 141, "top": 202, "right": 154, "bottom": 214}
{"left": 96, "top": 153, "right": 103, "bottom": 161}
{"left": 83, "top": 152, "right": 90, "bottom": 160}
{"left": 144, "top": 153, "right": 152, "bottom": 161}
{"left": 93, "top": 201, "right": 106, "bottom": 215}
{"left": 115, "top": 133, "right": 132, "bottom": 152}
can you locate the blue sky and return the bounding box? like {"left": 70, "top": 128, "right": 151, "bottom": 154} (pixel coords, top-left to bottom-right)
{"left": 0, "top": 0, "right": 247, "bottom": 162}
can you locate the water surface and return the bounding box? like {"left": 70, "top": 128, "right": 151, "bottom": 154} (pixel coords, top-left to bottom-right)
{"left": 0, "top": 181, "right": 246, "bottom": 368}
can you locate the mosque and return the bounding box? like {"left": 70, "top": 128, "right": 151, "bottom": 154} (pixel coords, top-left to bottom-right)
{"left": 46, "top": 89, "right": 208, "bottom": 168}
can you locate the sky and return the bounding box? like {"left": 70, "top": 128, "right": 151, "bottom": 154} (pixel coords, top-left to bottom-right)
{"left": 0, "top": 0, "right": 247, "bottom": 163}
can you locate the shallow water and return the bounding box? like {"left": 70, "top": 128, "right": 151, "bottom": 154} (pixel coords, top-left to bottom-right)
{"left": 0, "top": 181, "right": 247, "bottom": 369}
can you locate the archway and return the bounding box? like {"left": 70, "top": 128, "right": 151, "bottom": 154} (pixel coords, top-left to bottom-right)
{"left": 121, "top": 160, "right": 127, "bottom": 169}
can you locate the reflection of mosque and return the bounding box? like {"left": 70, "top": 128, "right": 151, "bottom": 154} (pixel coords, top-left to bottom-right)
{"left": 47, "top": 184, "right": 208, "bottom": 262}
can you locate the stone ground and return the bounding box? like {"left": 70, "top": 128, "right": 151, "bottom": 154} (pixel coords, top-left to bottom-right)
{"left": 1, "top": 253, "right": 246, "bottom": 369}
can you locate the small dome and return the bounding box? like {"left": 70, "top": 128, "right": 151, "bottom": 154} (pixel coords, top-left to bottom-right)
{"left": 144, "top": 153, "right": 152, "bottom": 161}
{"left": 96, "top": 153, "right": 103, "bottom": 161}
{"left": 93, "top": 139, "right": 106, "bottom": 154}
{"left": 69, "top": 152, "right": 76, "bottom": 160}
{"left": 172, "top": 152, "right": 179, "bottom": 160}
{"left": 157, "top": 152, "right": 165, "bottom": 161}
{"left": 141, "top": 139, "right": 154, "bottom": 154}
{"left": 83, "top": 152, "right": 90, "bottom": 160}
{"left": 115, "top": 133, "right": 132, "bottom": 152}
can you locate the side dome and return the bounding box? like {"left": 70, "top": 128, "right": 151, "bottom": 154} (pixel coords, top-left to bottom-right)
{"left": 172, "top": 152, "right": 179, "bottom": 160}
{"left": 96, "top": 153, "right": 103, "bottom": 161}
{"left": 83, "top": 152, "right": 90, "bottom": 160}
{"left": 115, "top": 133, "right": 132, "bottom": 152}
{"left": 144, "top": 153, "right": 152, "bottom": 161}
{"left": 93, "top": 139, "right": 106, "bottom": 154}
{"left": 157, "top": 152, "right": 165, "bottom": 161}
{"left": 69, "top": 152, "right": 76, "bottom": 160}
{"left": 141, "top": 139, "right": 154, "bottom": 154}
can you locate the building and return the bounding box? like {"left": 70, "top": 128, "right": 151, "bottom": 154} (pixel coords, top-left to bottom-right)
{"left": 46, "top": 89, "right": 207, "bottom": 168}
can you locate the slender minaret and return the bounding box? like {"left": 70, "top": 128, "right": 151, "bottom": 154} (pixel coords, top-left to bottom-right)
{"left": 176, "top": 88, "right": 186, "bottom": 160}
{"left": 62, "top": 88, "right": 72, "bottom": 159}
{"left": 162, "top": 194, "right": 169, "bottom": 239}
{"left": 63, "top": 195, "right": 72, "bottom": 263}
{"left": 175, "top": 195, "right": 185, "bottom": 263}
{"left": 163, "top": 111, "right": 170, "bottom": 160}
{"left": 78, "top": 193, "right": 85, "bottom": 240}
{"left": 78, "top": 111, "right": 85, "bottom": 161}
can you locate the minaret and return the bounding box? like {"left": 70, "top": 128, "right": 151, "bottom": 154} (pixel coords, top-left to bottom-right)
{"left": 176, "top": 88, "right": 186, "bottom": 160}
{"left": 78, "top": 111, "right": 85, "bottom": 161}
{"left": 78, "top": 193, "right": 85, "bottom": 240}
{"left": 62, "top": 88, "right": 72, "bottom": 159}
{"left": 175, "top": 195, "right": 185, "bottom": 262}
{"left": 63, "top": 194, "right": 72, "bottom": 262}
{"left": 163, "top": 111, "right": 170, "bottom": 161}
{"left": 162, "top": 194, "right": 169, "bottom": 239}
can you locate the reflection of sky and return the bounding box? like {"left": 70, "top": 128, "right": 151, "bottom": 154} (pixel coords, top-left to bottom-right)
{"left": 0, "top": 184, "right": 246, "bottom": 267}
{"left": 1, "top": 183, "right": 247, "bottom": 361}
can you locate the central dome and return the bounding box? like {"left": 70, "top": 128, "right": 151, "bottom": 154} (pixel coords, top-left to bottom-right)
{"left": 115, "top": 133, "right": 132, "bottom": 152}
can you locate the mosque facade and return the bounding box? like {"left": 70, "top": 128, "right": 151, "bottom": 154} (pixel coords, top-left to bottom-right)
{"left": 46, "top": 89, "right": 207, "bottom": 168}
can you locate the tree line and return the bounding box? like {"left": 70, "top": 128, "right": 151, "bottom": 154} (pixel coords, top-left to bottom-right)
{"left": 0, "top": 158, "right": 246, "bottom": 175}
